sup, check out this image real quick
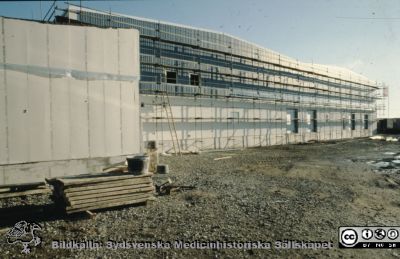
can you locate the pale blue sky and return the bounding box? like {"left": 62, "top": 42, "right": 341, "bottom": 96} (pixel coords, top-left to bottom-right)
{"left": 1, "top": 0, "right": 398, "bottom": 117}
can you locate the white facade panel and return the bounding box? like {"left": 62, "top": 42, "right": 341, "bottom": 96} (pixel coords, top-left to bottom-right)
{"left": 87, "top": 27, "right": 104, "bottom": 72}
{"left": 104, "top": 81, "right": 122, "bottom": 156}
{"left": 51, "top": 78, "right": 71, "bottom": 160}
{"left": 88, "top": 80, "right": 106, "bottom": 157}
{"left": 27, "top": 74, "right": 51, "bottom": 161}
{"left": 0, "top": 17, "right": 140, "bottom": 183}
{"left": 69, "top": 79, "right": 89, "bottom": 159}
{"left": 69, "top": 26, "right": 86, "bottom": 71}
{"left": 121, "top": 81, "right": 139, "bottom": 154}
{"left": 7, "top": 70, "right": 29, "bottom": 163}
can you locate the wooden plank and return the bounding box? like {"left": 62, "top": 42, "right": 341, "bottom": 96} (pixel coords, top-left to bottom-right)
{"left": 0, "top": 181, "right": 46, "bottom": 189}
{"left": 66, "top": 183, "right": 153, "bottom": 197}
{"left": 64, "top": 178, "right": 151, "bottom": 193}
{"left": 0, "top": 188, "right": 51, "bottom": 199}
{"left": 66, "top": 196, "right": 149, "bottom": 214}
{"left": 102, "top": 167, "right": 124, "bottom": 174}
{"left": 60, "top": 173, "right": 153, "bottom": 187}
{"left": 69, "top": 192, "right": 152, "bottom": 207}
{"left": 66, "top": 186, "right": 154, "bottom": 201}
{"left": 0, "top": 188, "right": 11, "bottom": 193}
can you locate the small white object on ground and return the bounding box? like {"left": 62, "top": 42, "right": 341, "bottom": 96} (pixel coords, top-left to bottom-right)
{"left": 384, "top": 152, "right": 396, "bottom": 155}
{"left": 214, "top": 156, "right": 232, "bottom": 161}
{"left": 392, "top": 160, "right": 400, "bottom": 165}
{"left": 370, "top": 136, "right": 385, "bottom": 140}
{"left": 374, "top": 162, "right": 391, "bottom": 168}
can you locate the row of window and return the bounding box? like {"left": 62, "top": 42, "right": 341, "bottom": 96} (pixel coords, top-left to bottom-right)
{"left": 157, "top": 70, "right": 373, "bottom": 104}
{"left": 287, "top": 110, "right": 369, "bottom": 133}
{"left": 166, "top": 71, "right": 200, "bottom": 86}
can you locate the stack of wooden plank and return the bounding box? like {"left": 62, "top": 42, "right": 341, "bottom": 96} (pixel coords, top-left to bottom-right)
{"left": 48, "top": 173, "right": 154, "bottom": 214}
{"left": 0, "top": 181, "right": 51, "bottom": 199}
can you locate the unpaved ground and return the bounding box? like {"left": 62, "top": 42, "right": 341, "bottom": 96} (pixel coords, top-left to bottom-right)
{"left": 1, "top": 138, "right": 400, "bottom": 258}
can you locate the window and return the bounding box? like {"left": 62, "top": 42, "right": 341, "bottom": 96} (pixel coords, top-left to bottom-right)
{"left": 306, "top": 110, "right": 317, "bottom": 133}
{"left": 166, "top": 71, "right": 177, "bottom": 84}
{"left": 287, "top": 109, "right": 299, "bottom": 133}
{"left": 342, "top": 115, "right": 346, "bottom": 130}
{"left": 190, "top": 74, "right": 200, "bottom": 86}
{"left": 364, "top": 114, "right": 369, "bottom": 129}
{"left": 311, "top": 110, "right": 317, "bottom": 132}
{"left": 351, "top": 113, "right": 356, "bottom": 130}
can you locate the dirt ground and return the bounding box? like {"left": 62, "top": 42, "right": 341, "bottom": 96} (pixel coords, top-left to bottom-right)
{"left": 1, "top": 137, "right": 400, "bottom": 258}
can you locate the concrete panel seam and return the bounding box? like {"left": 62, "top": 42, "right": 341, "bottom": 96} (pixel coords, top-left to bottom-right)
{"left": 46, "top": 24, "right": 54, "bottom": 161}
{"left": 85, "top": 27, "right": 91, "bottom": 158}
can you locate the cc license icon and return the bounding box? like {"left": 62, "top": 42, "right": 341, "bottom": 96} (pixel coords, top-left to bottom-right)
{"left": 341, "top": 229, "right": 358, "bottom": 247}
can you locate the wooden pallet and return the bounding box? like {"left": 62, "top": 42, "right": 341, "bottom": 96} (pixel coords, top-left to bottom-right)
{"left": 0, "top": 181, "right": 51, "bottom": 199}
{"left": 48, "top": 173, "right": 154, "bottom": 214}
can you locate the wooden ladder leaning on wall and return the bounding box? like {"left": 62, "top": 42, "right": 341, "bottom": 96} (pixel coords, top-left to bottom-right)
{"left": 161, "top": 91, "right": 182, "bottom": 156}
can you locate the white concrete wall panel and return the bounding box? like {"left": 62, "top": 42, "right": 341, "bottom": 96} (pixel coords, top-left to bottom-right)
{"left": 141, "top": 94, "right": 376, "bottom": 152}
{"left": 6, "top": 71, "right": 29, "bottom": 163}
{"left": 0, "top": 18, "right": 140, "bottom": 172}
{"left": 69, "top": 26, "right": 86, "bottom": 71}
{"left": 69, "top": 78, "right": 89, "bottom": 159}
{"left": 27, "top": 74, "right": 51, "bottom": 161}
{"left": 51, "top": 78, "right": 71, "bottom": 159}
{"left": 121, "top": 81, "right": 138, "bottom": 154}
{"left": 4, "top": 19, "right": 29, "bottom": 163}
{"left": 88, "top": 81, "right": 106, "bottom": 157}
{"left": 104, "top": 81, "right": 122, "bottom": 156}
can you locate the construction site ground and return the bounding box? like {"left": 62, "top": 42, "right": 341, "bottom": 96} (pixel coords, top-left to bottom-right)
{"left": 1, "top": 137, "right": 400, "bottom": 258}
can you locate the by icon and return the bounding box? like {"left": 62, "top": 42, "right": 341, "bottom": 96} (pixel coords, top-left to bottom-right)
{"left": 362, "top": 229, "right": 373, "bottom": 240}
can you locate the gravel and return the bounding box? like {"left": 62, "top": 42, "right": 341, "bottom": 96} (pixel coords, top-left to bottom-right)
{"left": 1, "top": 138, "right": 400, "bottom": 258}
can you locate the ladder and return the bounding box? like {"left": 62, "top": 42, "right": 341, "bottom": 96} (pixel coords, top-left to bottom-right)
{"left": 161, "top": 91, "right": 181, "bottom": 156}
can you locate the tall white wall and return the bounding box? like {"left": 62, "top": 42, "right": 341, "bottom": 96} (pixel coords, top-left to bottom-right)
{"left": 0, "top": 18, "right": 140, "bottom": 184}
{"left": 141, "top": 95, "right": 376, "bottom": 152}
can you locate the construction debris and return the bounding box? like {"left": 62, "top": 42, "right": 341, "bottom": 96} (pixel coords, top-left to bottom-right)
{"left": 369, "top": 135, "right": 399, "bottom": 142}
{"left": 386, "top": 137, "right": 399, "bottom": 142}
{"left": 102, "top": 161, "right": 128, "bottom": 173}
{"left": 168, "top": 150, "right": 200, "bottom": 155}
{"left": 0, "top": 182, "right": 51, "bottom": 199}
{"left": 47, "top": 173, "right": 154, "bottom": 214}
{"left": 369, "top": 135, "right": 385, "bottom": 140}
{"left": 155, "top": 178, "right": 195, "bottom": 196}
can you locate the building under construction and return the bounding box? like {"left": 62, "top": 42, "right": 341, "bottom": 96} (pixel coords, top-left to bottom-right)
{"left": 60, "top": 5, "right": 384, "bottom": 153}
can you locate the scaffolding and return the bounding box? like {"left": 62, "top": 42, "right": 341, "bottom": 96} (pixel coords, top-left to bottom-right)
{"left": 59, "top": 5, "right": 385, "bottom": 152}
